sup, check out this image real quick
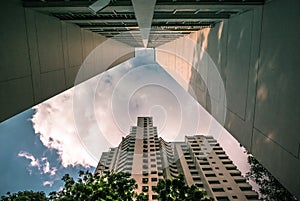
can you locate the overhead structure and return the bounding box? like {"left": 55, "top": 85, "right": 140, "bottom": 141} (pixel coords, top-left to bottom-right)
{"left": 131, "top": 0, "right": 156, "bottom": 47}
{"left": 3, "top": 0, "right": 300, "bottom": 199}
{"left": 22, "top": 0, "right": 265, "bottom": 47}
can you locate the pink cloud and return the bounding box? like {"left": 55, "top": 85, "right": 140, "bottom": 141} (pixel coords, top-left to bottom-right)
{"left": 43, "top": 181, "right": 53, "bottom": 187}
{"left": 18, "top": 151, "right": 40, "bottom": 169}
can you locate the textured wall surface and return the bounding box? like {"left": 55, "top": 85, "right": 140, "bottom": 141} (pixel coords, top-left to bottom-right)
{"left": 0, "top": 1, "right": 134, "bottom": 122}
{"left": 156, "top": 0, "right": 300, "bottom": 198}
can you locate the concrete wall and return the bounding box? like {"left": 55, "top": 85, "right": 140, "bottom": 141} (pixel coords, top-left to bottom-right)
{"left": 156, "top": 0, "right": 300, "bottom": 198}
{"left": 0, "top": 0, "right": 134, "bottom": 122}
{"left": 251, "top": 0, "right": 300, "bottom": 197}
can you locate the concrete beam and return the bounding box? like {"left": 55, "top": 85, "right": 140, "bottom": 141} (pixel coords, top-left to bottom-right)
{"left": 131, "top": 0, "right": 156, "bottom": 47}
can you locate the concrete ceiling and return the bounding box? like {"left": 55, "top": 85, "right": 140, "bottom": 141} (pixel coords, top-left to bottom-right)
{"left": 22, "top": 0, "right": 265, "bottom": 47}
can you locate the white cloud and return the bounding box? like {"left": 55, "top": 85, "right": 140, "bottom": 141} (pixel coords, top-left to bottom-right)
{"left": 30, "top": 49, "right": 217, "bottom": 168}
{"left": 43, "top": 181, "right": 54, "bottom": 187}
{"left": 18, "top": 151, "right": 40, "bottom": 169}
{"left": 31, "top": 88, "right": 98, "bottom": 168}
{"left": 18, "top": 151, "right": 58, "bottom": 176}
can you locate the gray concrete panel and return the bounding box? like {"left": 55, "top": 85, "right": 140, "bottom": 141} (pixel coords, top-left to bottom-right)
{"left": 226, "top": 11, "right": 253, "bottom": 119}
{"left": 0, "top": 2, "right": 31, "bottom": 82}
{"left": 35, "top": 13, "right": 64, "bottom": 73}
{"left": 39, "top": 70, "right": 66, "bottom": 102}
{"left": 65, "top": 66, "right": 80, "bottom": 88}
{"left": 0, "top": 77, "right": 34, "bottom": 120}
{"left": 252, "top": 128, "right": 300, "bottom": 198}
{"left": 254, "top": 0, "right": 300, "bottom": 157}
{"left": 222, "top": 8, "right": 263, "bottom": 150}
{"left": 0, "top": 2, "right": 134, "bottom": 122}
{"left": 66, "top": 23, "right": 83, "bottom": 68}
{"left": 82, "top": 30, "right": 95, "bottom": 59}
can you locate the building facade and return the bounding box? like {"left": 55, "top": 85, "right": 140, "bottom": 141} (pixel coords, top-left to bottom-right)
{"left": 96, "top": 117, "right": 259, "bottom": 201}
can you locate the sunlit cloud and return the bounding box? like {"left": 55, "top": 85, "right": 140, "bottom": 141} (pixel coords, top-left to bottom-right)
{"left": 18, "top": 151, "right": 58, "bottom": 176}
{"left": 43, "top": 181, "right": 54, "bottom": 187}
{"left": 30, "top": 49, "right": 222, "bottom": 169}
{"left": 41, "top": 158, "right": 57, "bottom": 176}
{"left": 31, "top": 89, "right": 97, "bottom": 168}
{"left": 18, "top": 151, "right": 40, "bottom": 169}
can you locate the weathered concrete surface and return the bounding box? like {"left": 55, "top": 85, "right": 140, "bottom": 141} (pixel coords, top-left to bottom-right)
{"left": 156, "top": 0, "right": 300, "bottom": 198}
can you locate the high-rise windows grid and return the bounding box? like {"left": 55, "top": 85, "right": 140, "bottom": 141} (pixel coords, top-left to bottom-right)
{"left": 95, "top": 117, "right": 259, "bottom": 201}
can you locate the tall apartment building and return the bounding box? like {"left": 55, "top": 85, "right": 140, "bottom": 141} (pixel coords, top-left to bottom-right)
{"left": 96, "top": 117, "right": 259, "bottom": 201}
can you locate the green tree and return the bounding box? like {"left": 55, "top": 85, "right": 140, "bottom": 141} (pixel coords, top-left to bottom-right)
{"left": 153, "top": 174, "right": 213, "bottom": 201}
{"left": 49, "top": 171, "right": 140, "bottom": 201}
{"left": 1, "top": 191, "right": 48, "bottom": 201}
{"left": 246, "top": 155, "right": 297, "bottom": 201}
{"left": 1, "top": 172, "right": 215, "bottom": 201}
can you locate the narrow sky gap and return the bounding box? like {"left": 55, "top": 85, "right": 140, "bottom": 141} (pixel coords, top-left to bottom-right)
{"left": 0, "top": 48, "right": 254, "bottom": 196}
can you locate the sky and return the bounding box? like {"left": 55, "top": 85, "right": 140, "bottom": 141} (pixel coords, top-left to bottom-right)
{"left": 0, "top": 48, "right": 254, "bottom": 196}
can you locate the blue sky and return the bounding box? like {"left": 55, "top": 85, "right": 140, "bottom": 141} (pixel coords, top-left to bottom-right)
{"left": 0, "top": 48, "right": 253, "bottom": 196}
{"left": 0, "top": 109, "right": 92, "bottom": 196}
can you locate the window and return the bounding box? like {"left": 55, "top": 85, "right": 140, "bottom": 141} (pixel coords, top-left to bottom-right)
{"left": 240, "top": 186, "right": 252, "bottom": 191}
{"left": 226, "top": 166, "right": 236, "bottom": 170}
{"left": 205, "top": 173, "right": 216, "bottom": 177}
{"left": 245, "top": 194, "right": 259, "bottom": 200}
{"left": 212, "top": 188, "right": 225, "bottom": 192}
{"left": 208, "top": 180, "right": 220, "bottom": 184}
{"left": 222, "top": 161, "right": 233, "bottom": 165}
{"left": 142, "top": 186, "right": 148, "bottom": 192}
{"left": 142, "top": 178, "right": 148, "bottom": 184}
{"left": 202, "top": 167, "right": 213, "bottom": 171}
{"left": 227, "top": 187, "right": 232, "bottom": 190}
{"left": 193, "top": 177, "right": 201, "bottom": 181}
{"left": 188, "top": 166, "right": 196, "bottom": 170}
{"left": 152, "top": 195, "right": 158, "bottom": 200}
{"left": 223, "top": 180, "right": 227, "bottom": 183}
{"left": 151, "top": 177, "right": 158, "bottom": 182}
{"left": 216, "top": 196, "right": 230, "bottom": 201}
{"left": 191, "top": 171, "right": 198, "bottom": 175}
{"left": 230, "top": 172, "right": 241, "bottom": 176}
{"left": 232, "top": 195, "right": 238, "bottom": 199}
{"left": 234, "top": 178, "right": 246, "bottom": 183}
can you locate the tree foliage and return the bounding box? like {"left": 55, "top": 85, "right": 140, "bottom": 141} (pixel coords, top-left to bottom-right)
{"left": 1, "top": 191, "right": 48, "bottom": 201}
{"left": 153, "top": 174, "right": 213, "bottom": 201}
{"left": 246, "top": 155, "right": 297, "bottom": 201}
{"left": 1, "top": 171, "right": 214, "bottom": 201}
{"left": 49, "top": 171, "right": 138, "bottom": 201}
